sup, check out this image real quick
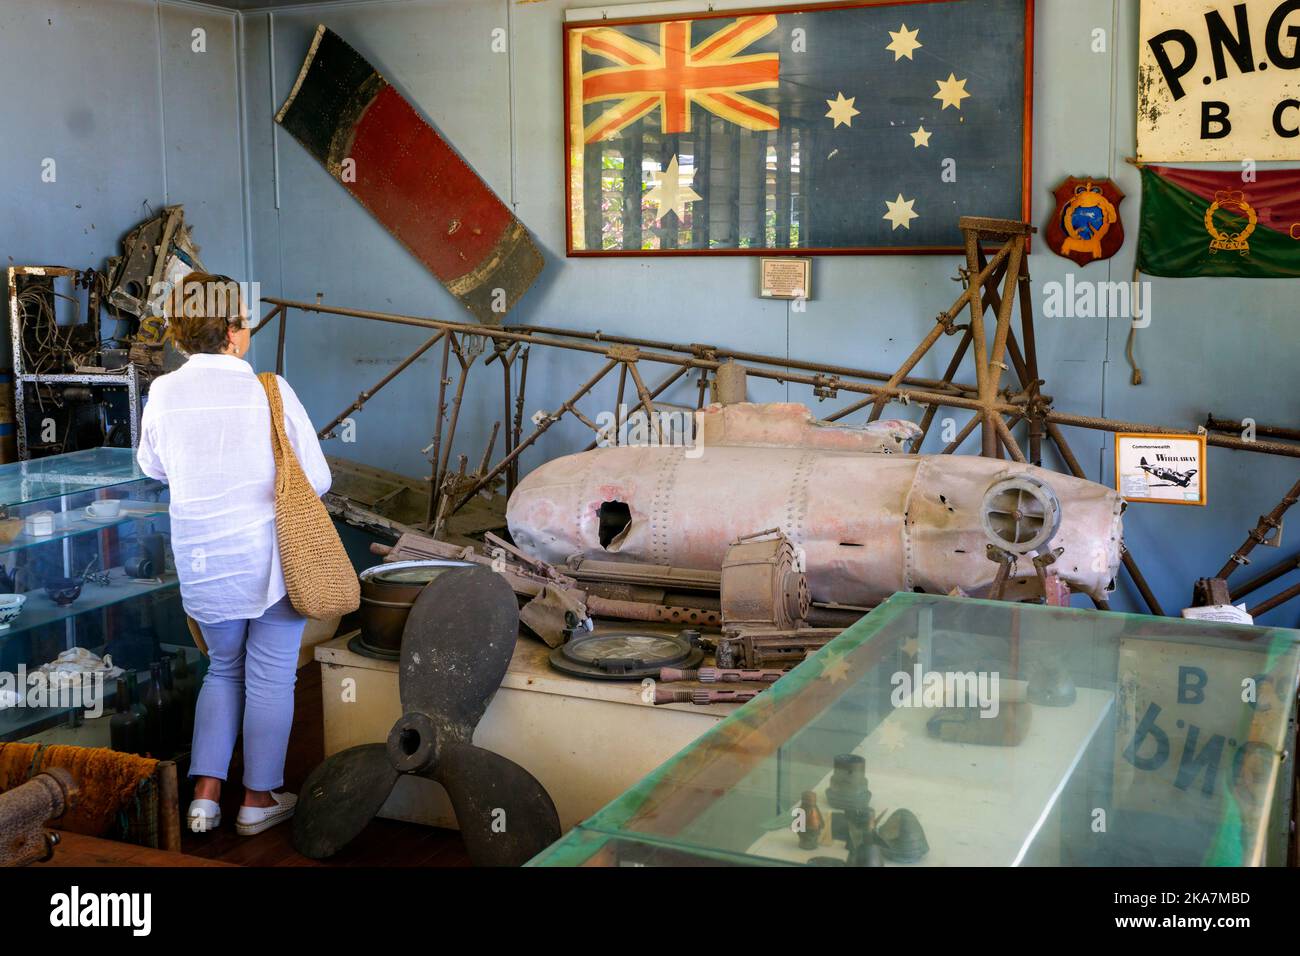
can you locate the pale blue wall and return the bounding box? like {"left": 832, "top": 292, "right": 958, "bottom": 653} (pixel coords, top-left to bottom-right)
{"left": 0, "top": 0, "right": 247, "bottom": 282}
{"left": 2, "top": 0, "right": 1297, "bottom": 623}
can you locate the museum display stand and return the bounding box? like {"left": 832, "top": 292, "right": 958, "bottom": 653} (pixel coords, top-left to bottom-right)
{"left": 0, "top": 448, "right": 189, "bottom": 748}
{"left": 315, "top": 631, "right": 735, "bottom": 832}
{"left": 531, "top": 593, "right": 1300, "bottom": 867}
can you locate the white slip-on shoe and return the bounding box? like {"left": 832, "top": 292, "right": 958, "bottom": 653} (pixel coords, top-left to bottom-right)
{"left": 235, "top": 791, "right": 298, "bottom": 836}
{"left": 188, "top": 799, "right": 221, "bottom": 834}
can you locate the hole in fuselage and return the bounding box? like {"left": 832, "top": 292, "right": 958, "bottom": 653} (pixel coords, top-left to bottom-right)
{"left": 598, "top": 500, "right": 632, "bottom": 549}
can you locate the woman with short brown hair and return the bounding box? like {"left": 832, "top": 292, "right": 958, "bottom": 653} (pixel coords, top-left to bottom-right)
{"left": 137, "top": 272, "right": 331, "bottom": 836}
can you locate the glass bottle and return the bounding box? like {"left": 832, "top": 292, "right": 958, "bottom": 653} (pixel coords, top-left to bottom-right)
{"left": 109, "top": 678, "right": 143, "bottom": 754}
{"left": 141, "top": 662, "right": 172, "bottom": 759}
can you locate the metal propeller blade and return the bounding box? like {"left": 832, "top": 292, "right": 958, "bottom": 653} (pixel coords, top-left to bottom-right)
{"left": 293, "top": 743, "right": 400, "bottom": 859}
{"left": 399, "top": 565, "right": 518, "bottom": 731}
{"left": 431, "top": 740, "right": 561, "bottom": 867}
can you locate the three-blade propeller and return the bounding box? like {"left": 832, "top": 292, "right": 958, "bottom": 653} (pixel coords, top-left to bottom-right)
{"left": 293, "top": 566, "right": 561, "bottom": 865}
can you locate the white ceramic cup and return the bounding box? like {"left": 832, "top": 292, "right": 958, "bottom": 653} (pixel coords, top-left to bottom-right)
{"left": 86, "top": 500, "right": 122, "bottom": 519}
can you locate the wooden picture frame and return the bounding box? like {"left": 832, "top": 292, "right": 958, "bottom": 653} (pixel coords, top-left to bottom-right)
{"left": 563, "top": 0, "right": 1035, "bottom": 257}
{"left": 1115, "top": 432, "right": 1208, "bottom": 507}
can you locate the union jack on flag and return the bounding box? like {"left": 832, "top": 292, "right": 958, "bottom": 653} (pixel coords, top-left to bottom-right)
{"left": 578, "top": 15, "right": 781, "bottom": 144}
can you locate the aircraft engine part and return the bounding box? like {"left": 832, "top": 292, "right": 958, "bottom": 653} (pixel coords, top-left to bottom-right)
{"left": 980, "top": 475, "right": 1063, "bottom": 554}
{"left": 719, "top": 534, "right": 810, "bottom": 630}
{"left": 508, "top": 445, "right": 1124, "bottom": 604}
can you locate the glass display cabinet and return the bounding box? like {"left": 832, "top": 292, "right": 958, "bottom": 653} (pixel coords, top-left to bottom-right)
{"left": 531, "top": 593, "right": 1300, "bottom": 867}
{"left": 0, "top": 448, "right": 192, "bottom": 752}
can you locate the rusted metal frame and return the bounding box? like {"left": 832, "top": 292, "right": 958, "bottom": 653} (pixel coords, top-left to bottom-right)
{"left": 962, "top": 229, "right": 996, "bottom": 456}
{"left": 994, "top": 414, "right": 1027, "bottom": 463}
{"left": 275, "top": 306, "right": 290, "bottom": 376}
{"left": 1230, "top": 552, "right": 1300, "bottom": 603}
{"left": 613, "top": 363, "right": 628, "bottom": 446}
{"left": 1247, "top": 580, "right": 1300, "bottom": 619}
{"left": 511, "top": 347, "right": 530, "bottom": 491}
{"left": 1046, "top": 410, "right": 1300, "bottom": 460}
{"left": 1044, "top": 420, "right": 1165, "bottom": 616}
{"left": 263, "top": 297, "right": 1300, "bottom": 460}
{"left": 437, "top": 333, "right": 473, "bottom": 485}
{"left": 1215, "top": 476, "right": 1300, "bottom": 580}
{"left": 452, "top": 359, "right": 620, "bottom": 513}
{"left": 427, "top": 333, "right": 454, "bottom": 527}
{"left": 625, "top": 360, "right": 664, "bottom": 444}
{"left": 1014, "top": 267, "right": 1045, "bottom": 464}
{"left": 866, "top": 245, "right": 1012, "bottom": 423}
{"left": 486, "top": 341, "right": 521, "bottom": 495}
{"left": 911, "top": 329, "right": 975, "bottom": 452}
{"left": 977, "top": 236, "right": 1026, "bottom": 459}
{"left": 317, "top": 330, "right": 446, "bottom": 440}
{"left": 268, "top": 298, "right": 981, "bottom": 397}
{"left": 941, "top": 411, "right": 1023, "bottom": 456}
{"left": 1205, "top": 416, "right": 1300, "bottom": 444}
{"left": 583, "top": 364, "right": 691, "bottom": 453}
{"left": 249, "top": 303, "right": 285, "bottom": 338}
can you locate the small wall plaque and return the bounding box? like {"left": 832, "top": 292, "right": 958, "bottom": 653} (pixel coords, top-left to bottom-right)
{"left": 759, "top": 258, "right": 812, "bottom": 301}
{"left": 1115, "top": 433, "right": 1207, "bottom": 506}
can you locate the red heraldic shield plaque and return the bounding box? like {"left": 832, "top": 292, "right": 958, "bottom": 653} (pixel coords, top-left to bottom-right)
{"left": 277, "top": 26, "right": 543, "bottom": 324}
{"left": 1047, "top": 177, "right": 1126, "bottom": 267}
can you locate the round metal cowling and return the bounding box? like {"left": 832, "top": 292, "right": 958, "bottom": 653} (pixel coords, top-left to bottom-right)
{"left": 719, "top": 534, "right": 810, "bottom": 631}
{"left": 354, "top": 559, "right": 473, "bottom": 659}
{"left": 549, "top": 630, "right": 704, "bottom": 681}
{"left": 980, "top": 475, "right": 1062, "bottom": 555}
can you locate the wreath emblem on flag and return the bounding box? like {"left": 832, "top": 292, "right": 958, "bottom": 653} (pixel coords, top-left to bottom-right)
{"left": 1205, "top": 191, "right": 1257, "bottom": 255}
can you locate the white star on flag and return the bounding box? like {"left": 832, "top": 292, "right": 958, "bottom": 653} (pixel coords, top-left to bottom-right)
{"left": 933, "top": 73, "right": 971, "bottom": 110}
{"left": 886, "top": 24, "right": 923, "bottom": 61}
{"left": 644, "top": 154, "right": 701, "bottom": 224}
{"left": 883, "top": 194, "right": 919, "bottom": 230}
{"left": 824, "top": 92, "right": 860, "bottom": 128}
{"left": 911, "top": 125, "right": 932, "bottom": 148}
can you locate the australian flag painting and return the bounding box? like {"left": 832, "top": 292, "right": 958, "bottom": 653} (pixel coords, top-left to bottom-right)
{"left": 564, "top": 0, "right": 1031, "bottom": 255}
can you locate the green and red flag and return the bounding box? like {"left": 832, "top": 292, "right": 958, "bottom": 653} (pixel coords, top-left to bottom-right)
{"left": 1136, "top": 165, "right": 1300, "bottom": 279}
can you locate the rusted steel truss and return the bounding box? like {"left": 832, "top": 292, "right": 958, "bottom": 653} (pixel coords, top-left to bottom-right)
{"left": 251, "top": 220, "right": 1298, "bottom": 618}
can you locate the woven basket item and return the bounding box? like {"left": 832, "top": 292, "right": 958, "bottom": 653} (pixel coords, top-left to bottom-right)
{"left": 258, "top": 372, "right": 359, "bottom": 619}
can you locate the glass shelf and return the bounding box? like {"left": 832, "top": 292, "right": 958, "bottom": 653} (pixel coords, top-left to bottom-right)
{"left": 0, "top": 499, "right": 168, "bottom": 557}
{"left": 0, "top": 447, "right": 148, "bottom": 509}
{"left": 0, "top": 570, "right": 179, "bottom": 643}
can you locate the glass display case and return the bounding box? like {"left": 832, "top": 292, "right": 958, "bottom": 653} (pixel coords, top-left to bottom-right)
{"left": 0, "top": 448, "right": 193, "bottom": 752}
{"left": 531, "top": 593, "right": 1300, "bottom": 867}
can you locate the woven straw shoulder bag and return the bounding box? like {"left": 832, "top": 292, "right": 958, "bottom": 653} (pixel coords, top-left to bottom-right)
{"left": 257, "top": 372, "right": 360, "bottom": 619}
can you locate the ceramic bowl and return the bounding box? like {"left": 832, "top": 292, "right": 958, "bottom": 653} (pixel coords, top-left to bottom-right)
{"left": 0, "top": 594, "right": 25, "bottom": 630}
{"left": 44, "top": 578, "right": 83, "bottom": 607}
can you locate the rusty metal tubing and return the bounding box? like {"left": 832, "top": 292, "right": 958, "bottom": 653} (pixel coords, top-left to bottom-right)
{"left": 1047, "top": 411, "right": 1300, "bottom": 460}
{"left": 1045, "top": 421, "right": 1165, "bottom": 616}
{"left": 437, "top": 336, "right": 472, "bottom": 482}
{"left": 453, "top": 359, "right": 619, "bottom": 512}
{"left": 583, "top": 365, "right": 691, "bottom": 452}
{"left": 428, "top": 333, "right": 453, "bottom": 525}
{"left": 265, "top": 297, "right": 979, "bottom": 396}
{"left": 511, "top": 346, "right": 530, "bottom": 490}
{"left": 586, "top": 595, "right": 722, "bottom": 627}
{"left": 911, "top": 329, "right": 974, "bottom": 451}
{"left": 275, "top": 306, "right": 289, "bottom": 376}
{"left": 250, "top": 303, "right": 284, "bottom": 338}
{"left": 1205, "top": 416, "right": 1300, "bottom": 443}
{"left": 994, "top": 415, "right": 1028, "bottom": 463}
{"left": 1230, "top": 551, "right": 1300, "bottom": 602}
{"left": 1215, "top": 475, "right": 1300, "bottom": 580}
{"left": 318, "top": 330, "right": 445, "bottom": 439}
{"left": 260, "top": 296, "right": 1300, "bottom": 473}
{"left": 1247, "top": 580, "right": 1300, "bottom": 619}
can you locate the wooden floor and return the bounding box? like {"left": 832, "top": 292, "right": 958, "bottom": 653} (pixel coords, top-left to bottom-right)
{"left": 178, "top": 659, "right": 471, "bottom": 867}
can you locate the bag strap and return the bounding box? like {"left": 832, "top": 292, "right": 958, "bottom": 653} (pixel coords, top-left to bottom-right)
{"left": 258, "top": 372, "right": 294, "bottom": 495}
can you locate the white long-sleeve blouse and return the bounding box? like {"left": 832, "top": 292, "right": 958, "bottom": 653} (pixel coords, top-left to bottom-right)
{"left": 136, "top": 353, "right": 332, "bottom": 624}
